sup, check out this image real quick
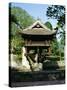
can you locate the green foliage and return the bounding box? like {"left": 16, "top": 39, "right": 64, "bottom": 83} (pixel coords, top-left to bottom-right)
{"left": 45, "top": 21, "right": 53, "bottom": 30}
{"left": 10, "top": 23, "right": 18, "bottom": 39}
{"left": 46, "top": 5, "right": 65, "bottom": 28}
{"left": 10, "top": 6, "right": 34, "bottom": 54}
{"left": 44, "top": 21, "right": 60, "bottom": 57}
{"left": 51, "top": 39, "right": 60, "bottom": 56}
{"left": 10, "top": 14, "right": 18, "bottom": 24}
{"left": 46, "top": 5, "right": 65, "bottom": 36}
{"left": 11, "top": 7, "right": 34, "bottom": 29}
{"left": 11, "top": 35, "right": 23, "bottom": 54}
{"left": 46, "top": 5, "right": 65, "bottom": 58}
{"left": 44, "top": 21, "right": 60, "bottom": 56}
{"left": 16, "top": 54, "right": 22, "bottom": 62}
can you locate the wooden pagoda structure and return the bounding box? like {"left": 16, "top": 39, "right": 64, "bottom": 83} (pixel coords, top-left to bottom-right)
{"left": 20, "top": 20, "right": 57, "bottom": 63}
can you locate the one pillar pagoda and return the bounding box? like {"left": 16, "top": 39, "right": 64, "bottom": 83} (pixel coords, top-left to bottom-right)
{"left": 20, "top": 20, "right": 57, "bottom": 71}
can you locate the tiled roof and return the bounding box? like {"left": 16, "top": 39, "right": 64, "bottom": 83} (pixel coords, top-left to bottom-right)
{"left": 20, "top": 20, "right": 57, "bottom": 35}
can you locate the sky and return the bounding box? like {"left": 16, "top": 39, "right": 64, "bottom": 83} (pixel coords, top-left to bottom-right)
{"left": 11, "top": 3, "right": 57, "bottom": 28}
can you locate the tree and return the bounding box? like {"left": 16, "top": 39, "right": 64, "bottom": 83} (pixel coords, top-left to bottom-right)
{"left": 51, "top": 39, "right": 60, "bottom": 56}
{"left": 11, "top": 7, "right": 34, "bottom": 29}
{"left": 45, "top": 21, "right": 59, "bottom": 56}
{"left": 45, "top": 21, "right": 53, "bottom": 30}
{"left": 46, "top": 5, "right": 65, "bottom": 28}
{"left": 46, "top": 5, "right": 65, "bottom": 39}
{"left": 46, "top": 5, "right": 65, "bottom": 58}
{"left": 9, "top": 6, "right": 34, "bottom": 54}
